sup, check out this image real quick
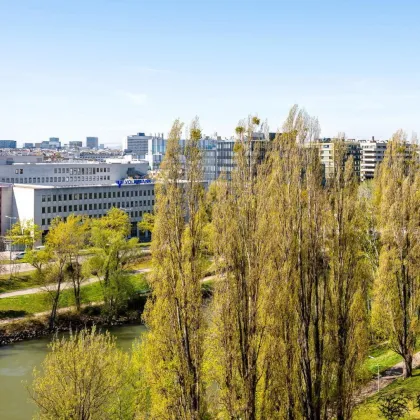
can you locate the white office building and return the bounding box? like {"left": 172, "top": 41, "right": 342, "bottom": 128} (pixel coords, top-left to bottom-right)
{"left": 0, "top": 181, "right": 155, "bottom": 239}
{"left": 0, "top": 159, "right": 151, "bottom": 240}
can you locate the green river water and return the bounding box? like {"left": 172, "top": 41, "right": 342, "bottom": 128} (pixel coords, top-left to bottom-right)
{"left": 0, "top": 324, "right": 146, "bottom": 420}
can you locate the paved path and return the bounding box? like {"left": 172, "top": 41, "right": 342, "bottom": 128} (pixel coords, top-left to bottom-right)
{"left": 0, "top": 268, "right": 152, "bottom": 299}
{"left": 356, "top": 351, "right": 420, "bottom": 403}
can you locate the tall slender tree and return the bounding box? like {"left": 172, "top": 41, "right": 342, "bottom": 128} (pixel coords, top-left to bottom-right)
{"left": 374, "top": 130, "right": 420, "bottom": 378}
{"left": 208, "top": 115, "right": 271, "bottom": 419}
{"left": 328, "top": 140, "right": 370, "bottom": 419}
{"left": 142, "top": 118, "right": 207, "bottom": 419}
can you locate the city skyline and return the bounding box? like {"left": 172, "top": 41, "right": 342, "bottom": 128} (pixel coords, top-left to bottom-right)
{"left": 2, "top": 0, "right": 420, "bottom": 145}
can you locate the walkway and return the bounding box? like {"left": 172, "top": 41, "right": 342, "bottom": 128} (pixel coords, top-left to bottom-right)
{"left": 356, "top": 351, "right": 420, "bottom": 403}
{"left": 0, "top": 268, "right": 152, "bottom": 299}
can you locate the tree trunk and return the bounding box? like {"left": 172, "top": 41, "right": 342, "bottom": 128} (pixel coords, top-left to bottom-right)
{"left": 49, "top": 276, "right": 63, "bottom": 330}
{"left": 403, "top": 353, "right": 413, "bottom": 378}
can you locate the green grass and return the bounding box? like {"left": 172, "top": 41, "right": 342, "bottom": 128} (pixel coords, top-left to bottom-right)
{"left": 363, "top": 341, "right": 420, "bottom": 377}
{"left": 0, "top": 271, "right": 43, "bottom": 294}
{"left": 0, "top": 273, "right": 149, "bottom": 319}
{"left": 354, "top": 369, "right": 420, "bottom": 419}
{"left": 363, "top": 342, "right": 404, "bottom": 375}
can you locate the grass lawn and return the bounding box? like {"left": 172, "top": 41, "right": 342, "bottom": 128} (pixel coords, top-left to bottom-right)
{"left": 0, "top": 271, "right": 44, "bottom": 294}
{"left": 354, "top": 369, "right": 420, "bottom": 419}
{"left": 0, "top": 273, "right": 149, "bottom": 319}
{"left": 363, "top": 341, "right": 420, "bottom": 378}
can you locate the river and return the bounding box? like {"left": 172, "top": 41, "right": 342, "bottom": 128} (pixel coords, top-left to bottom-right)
{"left": 0, "top": 324, "right": 146, "bottom": 420}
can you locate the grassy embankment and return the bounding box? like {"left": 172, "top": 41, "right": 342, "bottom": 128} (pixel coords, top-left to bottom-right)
{"left": 0, "top": 273, "right": 149, "bottom": 319}
{"left": 354, "top": 369, "right": 420, "bottom": 419}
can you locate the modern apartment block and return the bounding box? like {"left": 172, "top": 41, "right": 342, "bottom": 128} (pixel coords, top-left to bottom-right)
{"left": 359, "top": 140, "right": 387, "bottom": 181}
{"left": 314, "top": 139, "right": 362, "bottom": 180}
{"left": 86, "top": 137, "right": 99, "bottom": 149}
{"left": 123, "top": 133, "right": 155, "bottom": 159}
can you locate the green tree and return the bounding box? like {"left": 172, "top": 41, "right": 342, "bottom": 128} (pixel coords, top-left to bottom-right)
{"left": 6, "top": 219, "right": 41, "bottom": 250}
{"left": 208, "top": 115, "right": 271, "bottom": 419}
{"left": 374, "top": 130, "right": 420, "bottom": 378}
{"left": 328, "top": 141, "right": 371, "bottom": 419}
{"left": 28, "top": 328, "right": 137, "bottom": 420}
{"left": 89, "top": 207, "right": 138, "bottom": 317}
{"left": 141, "top": 118, "right": 207, "bottom": 419}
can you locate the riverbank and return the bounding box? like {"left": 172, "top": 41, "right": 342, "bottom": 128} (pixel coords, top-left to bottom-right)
{"left": 0, "top": 296, "right": 147, "bottom": 346}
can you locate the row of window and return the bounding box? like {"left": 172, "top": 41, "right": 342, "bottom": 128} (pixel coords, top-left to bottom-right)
{"left": 41, "top": 189, "right": 153, "bottom": 202}
{"left": 52, "top": 167, "right": 111, "bottom": 175}
{"left": 41, "top": 200, "right": 154, "bottom": 214}
{"left": 2, "top": 176, "right": 111, "bottom": 183}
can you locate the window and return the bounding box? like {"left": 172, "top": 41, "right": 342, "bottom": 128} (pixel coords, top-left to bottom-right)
{"left": 42, "top": 219, "right": 45, "bottom": 225}
{"left": 42, "top": 177, "right": 45, "bottom": 183}
{"left": 53, "top": 206, "right": 56, "bottom": 213}
{"left": 84, "top": 193, "right": 88, "bottom": 200}
{"left": 63, "top": 194, "right": 67, "bottom": 201}
{"left": 89, "top": 193, "right": 92, "bottom": 199}
{"left": 69, "top": 194, "right": 72, "bottom": 200}
{"left": 69, "top": 205, "right": 72, "bottom": 212}
{"left": 53, "top": 196, "right": 57, "bottom": 202}
{"left": 63, "top": 206, "right": 67, "bottom": 212}
{"left": 42, "top": 195, "right": 46, "bottom": 202}
{"left": 58, "top": 195, "right": 61, "bottom": 201}
{"left": 94, "top": 203, "right": 97, "bottom": 210}
{"left": 42, "top": 207, "right": 46, "bottom": 214}
{"left": 20, "top": 169, "right": 23, "bottom": 174}
{"left": 89, "top": 204, "right": 92, "bottom": 210}
{"left": 15, "top": 169, "right": 18, "bottom": 174}
{"left": 47, "top": 196, "right": 51, "bottom": 202}
{"left": 84, "top": 204, "right": 87, "bottom": 210}
{"left": 58, "top": 206, "right": 62, "bottom": 212}
{"left": 54, "top": 177, "right": 57, "bottom": 182}
{"left": 47, "top": 207, "right": 51, "bottom": 213}
{"left": 79, "top": 205, "right": 82, "bottom": 211}
{"left": 47, "top": 218, "right": 51, "bottom": 224}
{"left": 54, "top": 168, "right": 57, "bottom": 174}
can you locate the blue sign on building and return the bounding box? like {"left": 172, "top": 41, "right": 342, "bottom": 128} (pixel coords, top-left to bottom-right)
{"left": 116, "top": 179, "right": 152, "bottom": 188}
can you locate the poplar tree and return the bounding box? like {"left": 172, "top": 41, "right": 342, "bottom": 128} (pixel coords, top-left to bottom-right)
{"left": 208, "top": 116, "right": 271, "bottom": 419}
{"left": 374, "top": 130, "right": 420, "bottom": 378}
{"left": 141, "top": 118, "right": 207, "bottom": 419}
{"left": 328, "top": 141, "right": 370, "bottom": 419}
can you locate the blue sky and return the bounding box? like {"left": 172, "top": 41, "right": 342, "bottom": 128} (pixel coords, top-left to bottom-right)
{"left": 1, "top": 0, "right": 420, "bottom": 146}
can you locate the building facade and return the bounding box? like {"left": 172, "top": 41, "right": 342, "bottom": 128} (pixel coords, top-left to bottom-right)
{"left": 86, "top": 137, "right": 99, "bottom": 149}
{"left": 0, "top": 140, "right": 17, "bottom": 149}
{"left": 360, "top": 140, "right": 387, "bottom": 181}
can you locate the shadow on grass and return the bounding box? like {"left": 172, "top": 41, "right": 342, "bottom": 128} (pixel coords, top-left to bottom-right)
{"left": 0, "top": 309, "right": 28, "bottom": 319}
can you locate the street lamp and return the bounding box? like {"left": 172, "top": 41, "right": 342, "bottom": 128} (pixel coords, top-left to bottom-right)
{"left": 5, "top": 216, "right": 17, "bottom": 278}
{"left": 368, "top": 355, "right": 380, "bottom": 392}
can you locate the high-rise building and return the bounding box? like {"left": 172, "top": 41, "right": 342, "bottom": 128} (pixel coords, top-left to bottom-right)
{"left": 0, "top": 140, "right": 17, "bottom": 149}
{"left": 86, "top": 137, "right": 99, "bottom": 149}
{"left": 123, "top": 133, "right": 165, "bottom": 160}
{"left": 24, "top": 143, "right": 34, "bottom": 148}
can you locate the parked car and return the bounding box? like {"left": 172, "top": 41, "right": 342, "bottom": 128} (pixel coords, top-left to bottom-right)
{"left": 14, "top": 252, "right": 26, "bottom": 260}
{"left": 35, "top": 246, "right": 46, "bottom": 251}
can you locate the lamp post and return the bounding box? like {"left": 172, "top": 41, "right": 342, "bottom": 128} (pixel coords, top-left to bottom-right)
{"left": 368, "top": 355, "right": 380, "bottom": 392}
{"left": 5, "top": 216, "right": 17, "bottom": 279}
